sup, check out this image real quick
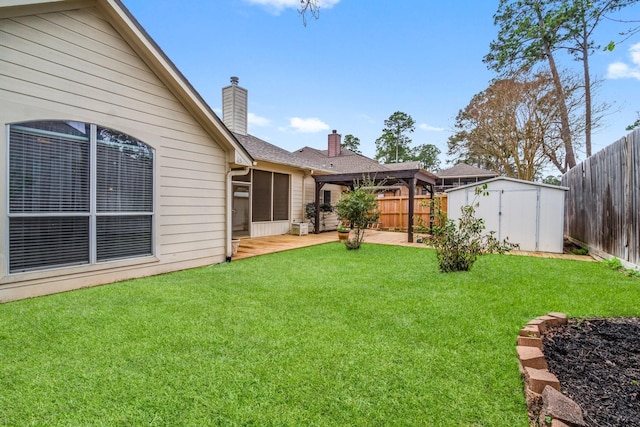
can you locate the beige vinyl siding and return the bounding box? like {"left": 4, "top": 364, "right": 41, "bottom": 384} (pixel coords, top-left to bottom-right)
{"left": 291, "top": 173, "right": 305, "bottom": 223}
{"left": 0, "top": 6, "right": 230, "bottom": 300}
{"left": 222, "top": 83, "right": 248, "bottom": 135}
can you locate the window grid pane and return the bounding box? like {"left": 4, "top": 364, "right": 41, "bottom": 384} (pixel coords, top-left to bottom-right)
{"left": 10, "top": 124, "right": 90, "bottom": 213}
{"left": 323, "top": 190, "right": 331, "bottom": 205}
{"left": 97, "top": 127, "right": 153, "bottom": 213}
{"left": 9, "top": 217, "right": 89, "bottom": 273}
{"left": 96, "top": 216, "right": 152, "bottom": 261}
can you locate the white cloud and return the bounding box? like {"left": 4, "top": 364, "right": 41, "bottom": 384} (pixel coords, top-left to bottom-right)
{"left": 289, "top": 117, "right": 330, "bottom": 133}
{"left": 248, "top": 112, "right": 271, "bottom": 127}
{"left": 607, "top": 42, "right": 640, "bottom": 80}
{"left": 419, "top": 123, "right": 445, "bottom": 132}
{"left": 244, "top": 0, "right": 339, "bottom": 14}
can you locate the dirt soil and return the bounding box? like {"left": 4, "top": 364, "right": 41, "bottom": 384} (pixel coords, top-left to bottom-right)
{"left": 542, "top": 318, "right": 640, "bottom": 427}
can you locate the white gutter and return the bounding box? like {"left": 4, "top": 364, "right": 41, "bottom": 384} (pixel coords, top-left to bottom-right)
{"left": 226, "top": 166, "right": 250, "bottom": 261}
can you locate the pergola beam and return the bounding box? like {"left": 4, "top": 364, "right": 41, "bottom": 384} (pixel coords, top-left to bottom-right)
{"left": 312, "top": 169, "right": 437, "bottom": 242}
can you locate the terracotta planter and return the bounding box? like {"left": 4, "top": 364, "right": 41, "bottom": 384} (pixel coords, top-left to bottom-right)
{"left": 338, "top": 231, "right": 349, "bottom": 241}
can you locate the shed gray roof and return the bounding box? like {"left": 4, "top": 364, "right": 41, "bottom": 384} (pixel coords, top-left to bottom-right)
{"left": 445, "top": 176, "right": 569, "bottom": 192}
{"left": 436, "top": 163, "right": 499, "bottom": 178}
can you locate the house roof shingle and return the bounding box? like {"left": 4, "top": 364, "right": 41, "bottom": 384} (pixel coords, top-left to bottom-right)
{"left": 234, "top": 133, "right": 327, "bottom": 171}
{"left": 436, "top": 163, "right": 498, "bottom": 178}
{"left": 294, "top": 146, "right": 389, "bottom": 173}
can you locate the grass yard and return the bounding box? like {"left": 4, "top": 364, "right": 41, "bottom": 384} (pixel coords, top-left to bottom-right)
{"left": 1, "top": 243, "right": 638, "bottom": 426}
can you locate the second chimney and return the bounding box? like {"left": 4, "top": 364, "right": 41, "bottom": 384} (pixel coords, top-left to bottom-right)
{"left": 222, "top": 76, "right": 248, "bottom": 136}
{"left": 328, "top": 130, "right": 341, "bottom": 157}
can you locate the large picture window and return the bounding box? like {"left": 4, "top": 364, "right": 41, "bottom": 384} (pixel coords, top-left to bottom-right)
{"left": 8, "top": 121, "right": 154, "bottom": 273}
{"left": 251, "top": 170, "right": 289, "bottom": 222}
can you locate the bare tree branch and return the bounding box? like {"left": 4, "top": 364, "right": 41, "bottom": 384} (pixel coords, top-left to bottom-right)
{"left": 298, "top": 0, "right": 321, "bottom": 26}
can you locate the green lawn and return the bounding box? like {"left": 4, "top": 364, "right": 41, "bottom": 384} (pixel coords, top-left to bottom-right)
{"left": 1, "top": 243, "right": 638, "bottom": 426}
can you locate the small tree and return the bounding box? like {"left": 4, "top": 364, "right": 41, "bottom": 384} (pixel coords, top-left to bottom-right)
{"left": 334, "top": 181, "right": 380, "bottom": 250}
{"left": 429, "top": 185, "right": 518, "bottom": 272}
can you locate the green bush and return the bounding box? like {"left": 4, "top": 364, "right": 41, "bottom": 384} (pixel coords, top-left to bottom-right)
{"left": 429, "top": 185, "right": 517, "bottom": 272}
{"left": 334, "top": 180, "right": 380, "bottom": 250}
{"left": 603, "top": 257, "right": 640, "bottom": 278}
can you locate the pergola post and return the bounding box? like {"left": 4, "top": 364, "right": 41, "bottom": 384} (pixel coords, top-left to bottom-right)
{"left": 314, "top": 181, "right": 324, "bottom": 234}
{"left": 407, "top": 177, "right": 416, "bottom": 243}
{"left": 428, "top": 184, "right": 435, "bottom": 234}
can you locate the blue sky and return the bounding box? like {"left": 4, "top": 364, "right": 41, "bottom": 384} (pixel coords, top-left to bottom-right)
{"left": 122, "top": 0, "right": 640, "bottom": 171}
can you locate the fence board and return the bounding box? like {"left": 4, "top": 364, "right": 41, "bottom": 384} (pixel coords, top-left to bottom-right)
{"left": 376, "top": 194, "right": 447, "bottom": 231}
{"left": 562, "top": 129, "right": 640, "bottom": 267}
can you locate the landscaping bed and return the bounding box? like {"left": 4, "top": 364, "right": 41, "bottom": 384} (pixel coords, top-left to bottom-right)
{"left": 542, "top": 318, "right": 640, "bottom": 426}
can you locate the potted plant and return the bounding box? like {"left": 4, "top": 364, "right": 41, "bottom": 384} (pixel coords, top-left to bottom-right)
{"left": 336, "top": 224, "right": 350, "bottom": 241}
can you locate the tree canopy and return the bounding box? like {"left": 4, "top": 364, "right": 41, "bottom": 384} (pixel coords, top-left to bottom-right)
{"left": 448, "top": 69, "right": 573, "bottom": 179}
{"left": 374, "top": 111, "right": 416, "bottom": 164}
{"left": 341, "top": 134, "right": 362, "bottom": 154}
{"left": 374, "top": 111, "right": 441, "bottom": 172}
{"left": 485, "top": 0, "right": 638, "bottom": 170}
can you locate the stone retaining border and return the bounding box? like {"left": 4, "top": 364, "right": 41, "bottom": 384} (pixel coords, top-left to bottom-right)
{"left": 518, "top": 312, "right": 587, "bottom": 427}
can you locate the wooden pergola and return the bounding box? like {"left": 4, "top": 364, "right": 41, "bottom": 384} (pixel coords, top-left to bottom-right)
{"left": 312, "top": 169, "right": 438, "bottom": 243}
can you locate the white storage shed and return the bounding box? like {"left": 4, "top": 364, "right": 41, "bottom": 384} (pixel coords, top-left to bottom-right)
{"left": 446, "top": 177, "right": 569, "bottom": 253}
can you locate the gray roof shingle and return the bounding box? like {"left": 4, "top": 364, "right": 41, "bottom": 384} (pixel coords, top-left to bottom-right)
{"left": 234, "top": 133, "right": 325, "bottom": 171}
{"left": 436, "top": 163, "right": 498, "bottom": 178}
{"left": 294, "top": 146, "right": 389, "bottom": 173}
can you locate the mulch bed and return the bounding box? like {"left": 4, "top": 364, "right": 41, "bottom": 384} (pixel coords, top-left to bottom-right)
{"left": 542, "top": 318, "right": 640, "bottom": 427}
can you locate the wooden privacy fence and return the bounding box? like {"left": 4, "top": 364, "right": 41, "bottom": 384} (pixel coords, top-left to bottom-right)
{"left": 377, "top": 194, "right": 447, "bottom": 231}
{"left": 562, "top": 129, "right": 640, "bottom": 268}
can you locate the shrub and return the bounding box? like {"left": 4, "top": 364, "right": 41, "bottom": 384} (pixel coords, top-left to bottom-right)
{"left": 429, "top": 184, "right": 517, "bottom": 272}
{"left": 334, "top": 180, "right": 380, "bottom": 250}
{"left": 603, "top": 257, "right": 640, "bottom": 278}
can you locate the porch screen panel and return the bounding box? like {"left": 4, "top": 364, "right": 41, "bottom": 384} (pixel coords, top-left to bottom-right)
{"left": 96, "top": 127, "right": 153, "bottom": 261}
{"left": 9, "top": 122, "right": 90, "bottom": 273}
{"left": 252, "top": 170, "right": 272, "bottom": 222}
{"left": 272, "top": 173, "right": 290, "bottom": 221}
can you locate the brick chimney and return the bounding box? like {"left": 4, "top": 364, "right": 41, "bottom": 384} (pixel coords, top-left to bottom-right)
{"left": 328, "top": 130, "right": 341, "bottom": 157}
{"left": 222, "top": 76, "right": 248, "bottom": 136}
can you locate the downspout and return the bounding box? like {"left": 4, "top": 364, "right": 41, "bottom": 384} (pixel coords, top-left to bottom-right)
{"left": 226, "top": 166, "right": 250, "bottom": 262}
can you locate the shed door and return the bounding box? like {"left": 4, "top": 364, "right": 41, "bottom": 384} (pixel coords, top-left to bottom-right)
{"left": 500, "top": 189, "right": 539, "bottom": 251}
{"left": 464, "top": 188, "right": 540, "bottom": 251}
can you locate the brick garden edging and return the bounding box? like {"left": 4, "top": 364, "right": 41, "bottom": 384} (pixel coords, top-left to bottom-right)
{"left": 518, "top": 313, "right": 587, "bottom": 427}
